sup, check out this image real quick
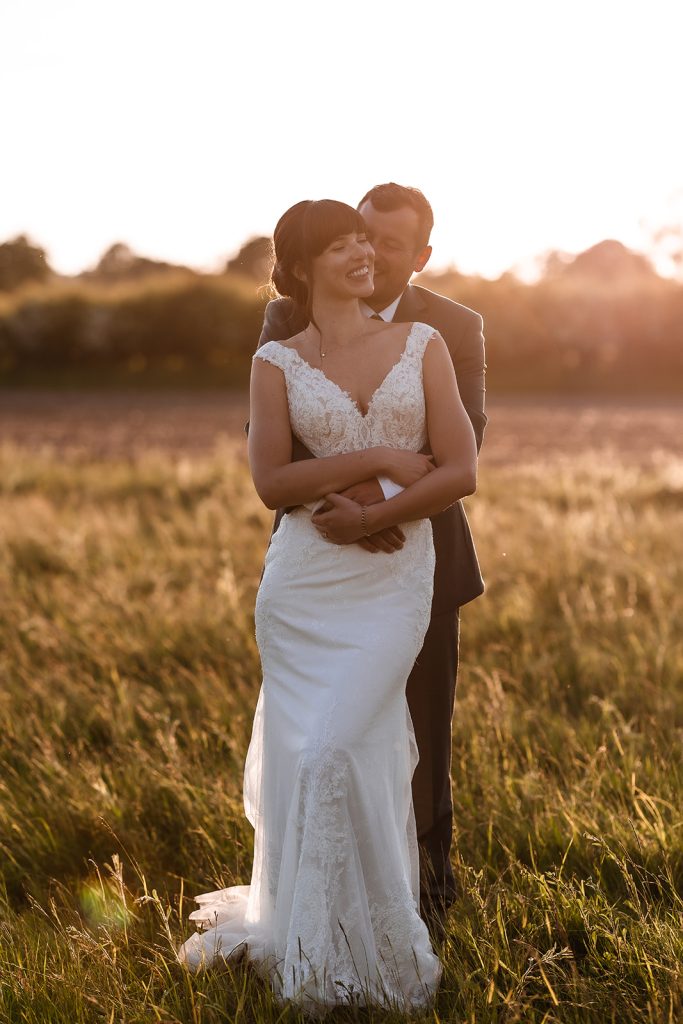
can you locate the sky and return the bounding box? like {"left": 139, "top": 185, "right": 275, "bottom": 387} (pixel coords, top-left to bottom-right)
{"left": 2, "top": 0, "right": 682, "bottom": 280}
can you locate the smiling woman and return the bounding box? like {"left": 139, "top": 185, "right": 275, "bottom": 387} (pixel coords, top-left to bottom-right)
{"left": 270, "top": 199, "right": 371, "bottom": 326}
{"left": 176, "top": 197, "right": 477, "bottom": 1010}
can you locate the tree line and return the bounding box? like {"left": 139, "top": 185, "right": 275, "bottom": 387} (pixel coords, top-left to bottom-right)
{"left": 0, "top": 234, "right": 681, "bottom": 393}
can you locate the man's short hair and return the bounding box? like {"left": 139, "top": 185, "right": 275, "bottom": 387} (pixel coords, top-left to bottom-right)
{"left": 358, "top": 183, "right": 434, "bottom": 250}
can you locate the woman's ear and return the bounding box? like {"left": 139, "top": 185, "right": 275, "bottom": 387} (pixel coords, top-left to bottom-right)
{"left": 293, "top": 262, "right": 307, "bottom": 284}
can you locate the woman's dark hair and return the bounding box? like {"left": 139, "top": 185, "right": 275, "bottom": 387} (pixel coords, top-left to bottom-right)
{"left": 271, "top": 199, "right": 366, "bottom": 323}
{"left": 358, "top": 182, "right": 434, "bottom": 250}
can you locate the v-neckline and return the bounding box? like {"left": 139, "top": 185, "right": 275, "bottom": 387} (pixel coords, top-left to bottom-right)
{"left": 273, "top": 321, "right": 419, "bottom": 420}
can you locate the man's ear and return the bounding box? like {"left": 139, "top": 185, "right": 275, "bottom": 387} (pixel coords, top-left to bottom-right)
{"left": 413, "top": 245, "right": 432, "bottom": 274}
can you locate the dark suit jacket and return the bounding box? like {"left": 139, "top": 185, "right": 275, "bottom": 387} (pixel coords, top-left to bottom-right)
{"left": 257, "top": 284, "right": 487, "bottom": 611}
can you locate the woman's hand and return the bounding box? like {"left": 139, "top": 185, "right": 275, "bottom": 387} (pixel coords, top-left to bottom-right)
{"left": 379, "top": 448, "right": 435, "bottom": 488}
{"left": 311, "top": 493, "right": 366, "bottom": 544}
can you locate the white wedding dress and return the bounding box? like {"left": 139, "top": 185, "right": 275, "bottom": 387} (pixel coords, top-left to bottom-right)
{"left": 177, "top": 321, "right": 442, "bottom": 1011}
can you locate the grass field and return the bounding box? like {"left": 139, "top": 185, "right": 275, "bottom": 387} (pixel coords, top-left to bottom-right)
{"left": 1, "top": 395, "right": 682, "bottom": 1022}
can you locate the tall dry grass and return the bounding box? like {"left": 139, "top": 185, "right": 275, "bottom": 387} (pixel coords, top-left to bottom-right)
{"left": 1, "top": 443, "right": 682, "bottom": 1022}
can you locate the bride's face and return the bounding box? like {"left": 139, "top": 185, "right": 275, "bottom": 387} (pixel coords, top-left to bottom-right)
{"left": 309, "top": 231, "right": 375, "bottom": 301}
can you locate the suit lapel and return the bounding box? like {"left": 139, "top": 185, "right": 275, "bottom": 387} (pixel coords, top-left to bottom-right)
{"left": 393, "top": 284, "right": 428, "bottom": 323}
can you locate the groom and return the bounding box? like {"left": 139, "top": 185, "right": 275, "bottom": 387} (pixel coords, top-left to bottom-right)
{"left": 258, "top": 183, "right": 486, "bottom": 935}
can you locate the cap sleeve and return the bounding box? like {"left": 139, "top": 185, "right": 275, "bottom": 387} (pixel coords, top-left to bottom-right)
{"left": 253, "top": 340, "right": 297, "bottom": 374}
{"left": 407, "top": 321, "right": 439, "bottom": 360}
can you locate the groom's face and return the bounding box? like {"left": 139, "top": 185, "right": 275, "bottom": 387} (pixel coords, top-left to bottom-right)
{"left": 358, "top": 201, "right": 432, "bottom": 311}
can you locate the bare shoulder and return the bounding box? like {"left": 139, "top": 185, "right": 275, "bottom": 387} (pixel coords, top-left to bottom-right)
{"left": 273, "top": 329, "right": 307, "bottom": 351}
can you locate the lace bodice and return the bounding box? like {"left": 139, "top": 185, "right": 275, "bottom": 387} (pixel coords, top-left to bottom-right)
{"left": 253, "top": 321, "right": 436, "bottom": 457}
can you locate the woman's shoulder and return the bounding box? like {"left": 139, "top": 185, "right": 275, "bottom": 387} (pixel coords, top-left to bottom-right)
{"left": 406, "top": 321, "right": 444, "bottom": 352}
{"left": 254, "top": 339, "right": 295, "bottom": 369}
{"left": 274, "top": 330, "right": 308, "bottom": 350}
{"left": 253, "top": 333, "right": 308, "bottom": 371}
{"left": 410, "top": 320, "right": 439, "bottom": 335}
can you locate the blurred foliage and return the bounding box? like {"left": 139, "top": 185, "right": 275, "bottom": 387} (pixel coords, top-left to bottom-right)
{"left": 419, "top": 240, "right": 683, "bottom": 394}
{"left": 81, "top": 242, "right": 197, "bottom": 284}
{"left": 224, "top": 235, "right": 273, "bottom": 284}
{"left": 0, "top": 234, "right": 681, "bottom": 391}
{"left": 0, "top": 272, "right": 267, "bottom": 386}
{"left": 0, "top": 234, "right": 52, "bottom": 292}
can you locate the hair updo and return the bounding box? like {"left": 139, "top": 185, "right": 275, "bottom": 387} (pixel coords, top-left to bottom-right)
{"left": 271, "top": 199, "right": 367, "bottom": 322}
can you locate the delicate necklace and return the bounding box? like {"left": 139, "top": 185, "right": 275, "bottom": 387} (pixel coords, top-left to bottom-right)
{"left": 303, "top": 327, "right": 325, "bottom": 364}
{"left": 309, "top": 324, "right": 369, "bottom": 363}
{"left": 304, "top": 325, "right": 327, "bottom": 362}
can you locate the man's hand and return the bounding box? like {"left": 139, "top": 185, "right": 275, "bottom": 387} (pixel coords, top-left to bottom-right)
{"left": 338, "top": 478, "right": 386, "bottom": 507}
{"left": 336, "top": 478, "right": 406, "bottom": 554}
{"left": 357, "top": 526, "right": 405, "bottom": 554}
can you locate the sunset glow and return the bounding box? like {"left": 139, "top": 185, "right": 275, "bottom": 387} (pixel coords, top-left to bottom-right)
{"left": 2, "top": 0, "right": 681, "bottom": 279}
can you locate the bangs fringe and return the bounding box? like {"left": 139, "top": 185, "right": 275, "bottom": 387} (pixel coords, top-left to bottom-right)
{"left": 302, "top": 200, "right": 366, "bottom": 259}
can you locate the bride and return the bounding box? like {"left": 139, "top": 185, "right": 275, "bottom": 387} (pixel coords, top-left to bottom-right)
{"left": 177, "top": 199, "right": 477, "bottom": 1011}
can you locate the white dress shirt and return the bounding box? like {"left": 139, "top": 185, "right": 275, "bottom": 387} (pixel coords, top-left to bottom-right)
{"left": 360, "top": 294, "right": 403, "bottom": 323}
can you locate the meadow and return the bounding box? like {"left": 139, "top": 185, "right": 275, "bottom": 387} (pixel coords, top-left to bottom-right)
{"left": 1, "top": 397, "right": 682, "bottom": 1023}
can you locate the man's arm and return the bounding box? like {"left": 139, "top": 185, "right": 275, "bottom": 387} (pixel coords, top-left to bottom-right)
{"left": 453, "top": 312, "right": 487, "bottom": 454}
{"left": 334, "top": 309, "right": 486, "bottom": 548}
